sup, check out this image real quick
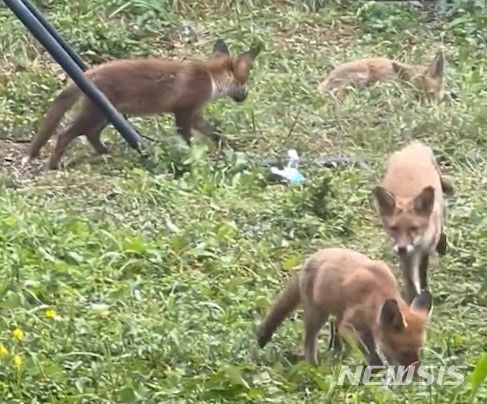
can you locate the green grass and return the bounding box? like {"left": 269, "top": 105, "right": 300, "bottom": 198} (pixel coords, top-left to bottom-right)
{"left": 0, "top": 0, "right": 486, "bottom": 402}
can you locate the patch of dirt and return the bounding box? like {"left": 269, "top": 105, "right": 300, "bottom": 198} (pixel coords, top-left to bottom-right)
{"left": 0, "top": 137, "right": 46, "bottom": 187}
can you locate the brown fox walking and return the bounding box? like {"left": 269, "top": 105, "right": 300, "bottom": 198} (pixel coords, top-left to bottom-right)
{"left": 257, "top": 248, "right": 433, "bottom": 373}
{"left": 318, "top": 51, "right": 446, "bottom": 101}
{"left": 372, "top": 142, "right": 453, "bottom": 303}
{"left": 28, "top": 39, "right": 261, "bottom": 169}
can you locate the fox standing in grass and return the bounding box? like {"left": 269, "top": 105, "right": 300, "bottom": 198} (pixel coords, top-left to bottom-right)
{"left": 28, "top": 39, "right": 261, "bottom": 169}
{"left": 318, "top": 50, "right": 446, "bottom": 101}
{"left": 372, "top": 142, "right": 454, "bottom": 303}
{"left": 257, "top": 248, "right": 433, "bottom": 373}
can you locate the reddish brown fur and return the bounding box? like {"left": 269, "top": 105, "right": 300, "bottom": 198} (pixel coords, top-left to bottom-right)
{"left": 318, "top": 51, "right": 446, "bottom": 101}
{"left": 257, "top": 248, "right": 432, "bottom": 371}
{"left": 372, "top": 142, "right": 452, "bottom": 303}
{"left": 28, "top": 39, "right": 261, "bottom": 169}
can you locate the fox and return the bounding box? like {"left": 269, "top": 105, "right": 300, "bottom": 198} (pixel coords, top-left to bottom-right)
{"left": 317, "top": 50, "right": 446, "bottom": 101}
{"left": 27, "top": 39, "right": 261, "bottom": 169}
{"left": 372, "top": 141, "right": 454, "bottom": 304}
{"left": 256, "top": 248, "right": 433, "bottom": 373}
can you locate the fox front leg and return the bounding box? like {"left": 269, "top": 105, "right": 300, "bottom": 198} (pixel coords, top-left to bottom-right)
{"left": 338, "top": 322, "right": 383, "bottom": 368}
{"left": 357, "top": 328, "right": 383, "bottom": 368}
{"left": 192, "top": 113, "right": 225, "bottom": 147}
{"left": 398, "top": 254, "right": 420, "bottom": 304}
{"left": 174, "top": 112, "right": 193, "bottom": 146}
{"left": 327, "top": 319, "right": 344, "bottom": 355}
{"left": 436, "top": 233, "right": 447, "bottom": 256}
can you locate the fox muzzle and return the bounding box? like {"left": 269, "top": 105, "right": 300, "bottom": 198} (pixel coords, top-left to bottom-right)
{"left": 394, "top": 243, "right": 414, "bottom": 256}
{"left": 231, "top": 87, "right": 248, "bottom": 102}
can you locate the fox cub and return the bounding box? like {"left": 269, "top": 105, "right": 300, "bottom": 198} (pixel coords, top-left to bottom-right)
{"left": 373, "top": 142, "right": 454, "bottom": 303}
{"left": 318, "top": 51, "right": 446, "bottom": 101}
{"left": 257, "top": 248, "right": 433, "bottom": 374}
{"left": 28, "top": 39, "right": 261, "bottom": 169}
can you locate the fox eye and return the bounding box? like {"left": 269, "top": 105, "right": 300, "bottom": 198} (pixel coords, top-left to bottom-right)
{"left": 389, "top": 225, "right": 398, "bottom": 232}
{"left": 409, "top": 226, "right": 419, "bottom": 233}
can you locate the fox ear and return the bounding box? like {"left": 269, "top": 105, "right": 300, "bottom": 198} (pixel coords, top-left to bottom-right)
{"left": 213, "top": 39, "right": 230, "bottom": 57}
{"left": 239, "top": 43, "right": 262, "bottom": 63}
{"left": 392, "top": 62, "right": 412, "bottom": 81}
{"left": 427, "top": 50, "right": 444, "bottom": 80}
{"left": 411, "top": 290, "right": 433, "bottom": 319}
{"left": 413, "top": 186, "right": 435, "bottom": 216}
{"left": 372, "top": 186, "right": 396, "bottom": 216}
{"left": 380, "top": 299, "right": 406, "bottom": 332}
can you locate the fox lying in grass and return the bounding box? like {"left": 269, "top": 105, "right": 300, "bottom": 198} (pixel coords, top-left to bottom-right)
{"left": 372, "top": 142, "right": 454, "bottom": 304}
{"left": 257, "top": 248, "right": 433, "bottom": 374}
{"left": 28, "top": 39, "right": 261, "bottom": 169}
{"left": 318, "top": 50, "right": 446, "bottom": 101}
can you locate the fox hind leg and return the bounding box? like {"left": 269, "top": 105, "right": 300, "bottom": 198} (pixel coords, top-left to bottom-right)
{"left": 86, "top": 121, "right": 109, "bottom": 155}
{"left": 303, "top": 305, "right": 329, "bottom": 365}
{"left": 47, "top": 108, "right": 106, "bottom": 169}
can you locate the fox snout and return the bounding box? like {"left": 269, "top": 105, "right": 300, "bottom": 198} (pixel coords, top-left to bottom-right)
{"left": 231, "top": 87, "right": 248, "bottom": 102}
{"left": 393, "top": 242, "right": 414, "bottom": 256}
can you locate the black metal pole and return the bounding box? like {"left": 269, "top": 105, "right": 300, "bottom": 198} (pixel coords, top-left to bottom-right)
{"left": 20, "top": 0, "right": 87, "bottom": 71}
{"left": 3, "top": 0, "right": 143, "bottom": 152}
